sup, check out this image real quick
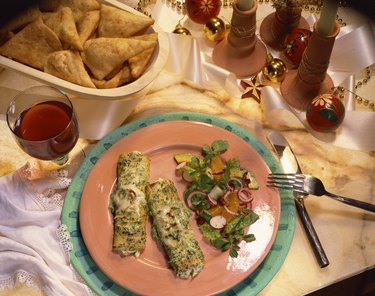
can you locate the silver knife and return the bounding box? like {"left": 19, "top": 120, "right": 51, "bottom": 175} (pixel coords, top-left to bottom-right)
{"left": 267, "top": 131, "right": 329, "bottom": 268}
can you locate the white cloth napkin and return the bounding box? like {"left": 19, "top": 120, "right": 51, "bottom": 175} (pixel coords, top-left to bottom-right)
{"left": 0, "top": 163, "right": 92, "bottom": 296}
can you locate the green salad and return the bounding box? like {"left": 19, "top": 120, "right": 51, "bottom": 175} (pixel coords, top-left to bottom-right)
{"left": 174, "top": 140, "right": 260, "bottom": 258}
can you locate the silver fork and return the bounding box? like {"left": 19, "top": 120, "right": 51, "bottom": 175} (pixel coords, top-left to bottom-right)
{"left": 268, "top": 173, "right": 375, "bottom": 213}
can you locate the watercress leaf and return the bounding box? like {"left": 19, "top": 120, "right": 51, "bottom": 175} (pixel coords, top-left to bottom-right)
{"left": 212, "top": 238, "right": 230, "bottom": 250}
{"left": 202, "top": 144, "right": 211, "bottom": 156}
{"left": 224, "top": 214, "right": 244, "bottom": 234}
{"left": 190, "top": 193, "right": 208, "bottom": 209}
{"left": 197, "top": 173, "right": 215, "bottom": 191}
{"left": 243, "top": 234, "right": 256, "bottom": 242}
{"left": 238, "top": 209, "right": 259, "bottom": 229}
{"left": 226, "top": 157, "right": 241, "bottom": 170}
{"left": 200, "top": 209, "right": 212, "bottom": 223}
{"left": 232, "top": 244, "right": 241, "bottom": 251}
{"left": 199, "top": 223, "right": 222, "bottom": 241}
{"left": 212, "top": 140, "right": 229, "bottom": 154}
{"left": 231, "top": 229, "right": 244, "bottom": 241}
{"left": 229, "top": 248, "right": 239, "bottom": 258}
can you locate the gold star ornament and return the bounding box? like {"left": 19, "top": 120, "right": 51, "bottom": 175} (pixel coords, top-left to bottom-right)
{"left": 240, "top": 75, "right": 264, "bottom": 103}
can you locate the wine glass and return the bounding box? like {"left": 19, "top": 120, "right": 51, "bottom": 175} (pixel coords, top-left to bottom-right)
{"left": 6, "top": 85, "right": 79, "bottom": 166}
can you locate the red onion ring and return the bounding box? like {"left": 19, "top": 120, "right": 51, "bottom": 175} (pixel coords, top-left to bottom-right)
{"left": 237, "top": 187, "right": 253, "bottom": 203}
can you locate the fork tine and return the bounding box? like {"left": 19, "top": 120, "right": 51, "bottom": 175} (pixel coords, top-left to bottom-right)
{"left": 267, "top": 179, "right": 304, "bottom": 189}
{"left": 267, "top": 173, "right": 306, "bottom": 193}
{"left": 266, "top": 182, "right": 294, "bottom": 190}
{"left": 267, "top": 181, "right": 308, "bottom": 195}
{"left": 268, "top": 173, "right": 305, "bottom": 179}
{"left": 268, "top": 173, "right": 305, "bottom": 184}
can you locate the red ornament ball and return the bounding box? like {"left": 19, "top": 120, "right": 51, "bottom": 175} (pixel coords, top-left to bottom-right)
{"left": 185, "top": 0, "right": 222, "bottom": 24}
{"left": 306, "top": 94, "right": 345, "bottom": 133}
{"left": 283, "top": 28, "right": 312, "bottom": 65}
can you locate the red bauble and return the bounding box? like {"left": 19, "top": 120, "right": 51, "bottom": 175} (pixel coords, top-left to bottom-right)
{"left": 185, "top": 0, "right": 221, "bottom": 24}
{"left": 283, "top": 28, "right": 312, "bottom": 65}
{"left": 306, "top": 94, "right": 345, "bottom": 133}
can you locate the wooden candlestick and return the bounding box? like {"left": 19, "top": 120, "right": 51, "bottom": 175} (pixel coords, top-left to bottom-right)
{"left": 237, "top": 0, "right": 253, "bottom": 11}
{"left": 280, "top": 21, "right": 340, "bottom": 110}
{"left": 212, "top": 1, "right": 267, "bottom": 78}
{"left": 259, "top": 2, "right": 309, "bottom": 51}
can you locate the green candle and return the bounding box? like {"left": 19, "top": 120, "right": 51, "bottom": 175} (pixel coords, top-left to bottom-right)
{"left": 318, "top": 0, "right": 339, "bottom": 36}
{"left": 237, "top": 0, "right": 253, "bottom": 11}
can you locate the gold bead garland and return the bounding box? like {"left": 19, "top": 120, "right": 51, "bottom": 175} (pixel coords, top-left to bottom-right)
{"left": 334, "top": 67, "right": 374, "bottom": 112}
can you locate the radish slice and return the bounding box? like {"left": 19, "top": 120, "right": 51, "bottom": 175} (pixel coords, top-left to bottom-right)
{"left": 175, "top": 161, "right": 187, "bottom": 170}
{"left": 237, "top": 188, "right": 253, "bottom": 203}
{"left": 210, "top": 215, "right": 227, "bottom": 229}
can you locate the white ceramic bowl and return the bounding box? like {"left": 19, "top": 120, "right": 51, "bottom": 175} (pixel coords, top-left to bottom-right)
{"left": 0, "top": 0, "right": 169, "bottom": 139}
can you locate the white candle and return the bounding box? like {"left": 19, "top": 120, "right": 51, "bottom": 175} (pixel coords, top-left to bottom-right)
{"left": 318, "top": 0, "right": 339, "bottom": 36}
{"left": 237, "top": 0, "right": 253, "bottom": 11}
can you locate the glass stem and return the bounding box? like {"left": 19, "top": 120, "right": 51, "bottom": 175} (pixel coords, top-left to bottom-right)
{"left": 53, "top": 154, "right": 69, "bottom": 166}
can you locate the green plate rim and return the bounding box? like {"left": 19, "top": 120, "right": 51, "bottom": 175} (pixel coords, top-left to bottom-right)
{"left": 61, "top": 112, "right": 295, "bottom": 296}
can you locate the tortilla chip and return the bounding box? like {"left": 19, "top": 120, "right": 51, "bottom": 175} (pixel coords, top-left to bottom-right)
{"left": 0, "top": 4, "right": 41, "bottom": 36}
{"left": 44, "top": 49, "right": 96, "bottom": 88}
{"left": 81, "top": 37, "right": 157, "bottom": 80}
{"left": 59, "top": 0, "right": 100, "bottom": 22}
{"left": 128, "top": 33, "right": 158, "bottom": 79}
{"left": 0, "top": 17, "right": 62, "bottom": 70}
{"left": 43, "top": 7, "right": 83, "bottom": 51}
{"left": 77, "top": 10, "right": 100, "bottom": 45}
{"left": 0, "top": 32, "right": 14, "bottom": 47}
{"left": 92, "top": 65, "right": 132, "bottom": 89}
{"left": 104, "top": 63, "right": 124, "bottom": 80}
{"left": 98, "top": 4, "right": 154, "bottom": 38}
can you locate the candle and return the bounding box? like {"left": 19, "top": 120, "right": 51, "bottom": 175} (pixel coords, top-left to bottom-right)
{"left": 318, "top": 0, "right": 339, "bottom": 36}
{"left": 237, "top": 0, "right": 253, "bottom": 11}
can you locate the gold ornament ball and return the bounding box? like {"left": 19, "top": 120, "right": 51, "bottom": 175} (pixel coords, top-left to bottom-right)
{"left": 172, "top": 25, "right": 191, "bottom": 36}
{"left": 262, "top": 57, "right": 287, "bottom": 83}
{"left": 204, "top": 17, "right": 226, "bottom": 42}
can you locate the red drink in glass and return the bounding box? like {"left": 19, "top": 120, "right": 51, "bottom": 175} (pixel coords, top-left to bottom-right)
{"left": 7, "top": 86, "right": 79, "bottom": 164}
{"left": 13, "top": 101, "right": 79, "bottom": 160}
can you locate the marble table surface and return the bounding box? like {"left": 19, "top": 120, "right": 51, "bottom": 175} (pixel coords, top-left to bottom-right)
{"left": 0, "top": 65, "right": 374, "bottom": 295}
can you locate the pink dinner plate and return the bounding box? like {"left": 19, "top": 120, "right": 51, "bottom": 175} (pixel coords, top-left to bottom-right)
{"left": 79, "top": 120, "right": 281, "bottom": 295}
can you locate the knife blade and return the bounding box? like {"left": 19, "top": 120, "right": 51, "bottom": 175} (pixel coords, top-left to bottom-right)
{"left": 267, "top": 131, "right": 329, "bottom": 268}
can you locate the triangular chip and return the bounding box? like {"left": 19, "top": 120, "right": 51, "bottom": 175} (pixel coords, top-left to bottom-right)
{"left": 43, "top": 7, "right": 83, "bottom": 51}
{"left": 81, "top": 37, "right": 157, "bottom": 80}
{"left": 128, "top": 33, "right": 158, "bottom": 79}
{"left": 44, "top": 50, "right": 96, "bottom": 88}
{"left": 0, "top": 4, "right": 41, "bottom": 36}
{"left": 0, "top": 17, "right": 62, "bottom": 70}
{"left": 59, "top": 0, "right": 100, "bottom": 22}
{"left": 92, "top": 65, "right": 132, "bottom": 89}
{"left": 98, "top": 4, "right": 154, "bottom": 38}
{"left": 77, "top": 10, "right": 100, "bottom": 44}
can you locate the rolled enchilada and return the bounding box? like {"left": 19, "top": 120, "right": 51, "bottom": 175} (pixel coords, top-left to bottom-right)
{"left": 109, "top": 151, "right": 150, "bottom": 257}
{"left": 147, "top": 179, "right": 205, "bottom": 278}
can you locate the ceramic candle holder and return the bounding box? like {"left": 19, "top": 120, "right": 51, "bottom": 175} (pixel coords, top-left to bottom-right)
{"left": 259, "top": 5, "right": 309, "bottom": 51}
{"left": 212, "top": 0, "right": 267, "bottom": 78}
{"left": 280, "top": 20, "right": 340, "bottom": 111}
